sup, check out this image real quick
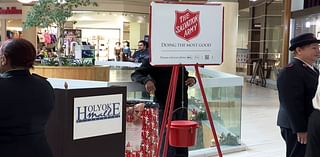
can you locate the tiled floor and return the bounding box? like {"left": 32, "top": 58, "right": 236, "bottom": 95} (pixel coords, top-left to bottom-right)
{"left": 222, "top": 83, "right": 285, "bottom": 157}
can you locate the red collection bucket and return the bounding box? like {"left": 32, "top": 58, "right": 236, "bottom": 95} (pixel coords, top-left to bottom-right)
{"left": 168, "top": 120, "right": 199, "bottom": 147}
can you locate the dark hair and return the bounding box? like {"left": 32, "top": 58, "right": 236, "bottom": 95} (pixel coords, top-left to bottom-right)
{"left": 115, "top": 42, "right": 121, "bottom": 45}
{"left": 138, "top": 40, "right": 148, "bottom": 48}
{"left": 123, "top": 41, "right": 130, "bottom": 47}
{"left": 1, "top": 39, "right": 36, "bottom": 69}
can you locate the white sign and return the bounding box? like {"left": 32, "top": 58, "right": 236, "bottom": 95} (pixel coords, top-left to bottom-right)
{"left": 150, "top": 2, "right": 224, "bottom": 65}
{"left": 73, "top": 94, "right": 123, "bottom": 140}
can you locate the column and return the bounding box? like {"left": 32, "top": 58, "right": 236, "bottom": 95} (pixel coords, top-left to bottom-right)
{"left": 129, "top": 22, "right": 148, "bottom": 50}
{"left": 207, "top": 2, "right": 239, "bottom": 74}
{"left": 281, "top": 0, "right": 291, "bottom": 67}
{"left": 0, "top": 19, "right": 6, "bottom": 44}
{"left": 22, "top": 4, "right": 37, "bottom": 49}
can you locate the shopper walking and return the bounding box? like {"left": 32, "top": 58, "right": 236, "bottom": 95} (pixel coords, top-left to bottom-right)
{"left": 0, "top": 39, "right": 55, "bottom": 157}
{"left": 131, "top": 58, "right": 196, "bottom": 157}
{"left": 277, "top": 33, "right": 320, "bottom": 157}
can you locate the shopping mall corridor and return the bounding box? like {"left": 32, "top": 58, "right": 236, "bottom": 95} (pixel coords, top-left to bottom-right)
{"left": 110, "top": 69, "right": 286, "bottom": 156}
{"left": 222, "top": 83, "right": 285, "bottom": 157}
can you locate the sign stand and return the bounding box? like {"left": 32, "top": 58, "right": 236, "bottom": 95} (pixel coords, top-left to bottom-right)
{"left": 156, "top": 64, "right": 223, "bottom": 157}
{"left": 150, "top": 1, "right": 224, "bottom": 156}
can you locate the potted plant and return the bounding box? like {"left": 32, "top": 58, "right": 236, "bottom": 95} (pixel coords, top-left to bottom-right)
{"left": 23, "top": 0, "right": 98, "bottom": 65}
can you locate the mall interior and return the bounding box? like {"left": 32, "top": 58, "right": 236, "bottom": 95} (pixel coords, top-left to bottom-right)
{"left": 0, "top": 0, "right": 319, "bottom": 157}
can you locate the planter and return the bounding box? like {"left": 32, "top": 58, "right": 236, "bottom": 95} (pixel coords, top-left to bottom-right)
{"left": 31, "top": 65, "right": 109, "bottom": 81}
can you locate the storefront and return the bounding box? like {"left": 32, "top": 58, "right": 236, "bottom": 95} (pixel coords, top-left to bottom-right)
{"left": 0, "top": 2, "right": 23, "bottom": 44}
{"left": 290, "top": 0, "right": 320, "bottom": 63}
{"left": 67, "top": 11, "right": 149, "bottom": 61}
{"left": 23, "top": 0, "right": 150, "bottom": 62}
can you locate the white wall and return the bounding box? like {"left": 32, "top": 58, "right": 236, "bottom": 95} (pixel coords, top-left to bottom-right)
{"left": 129, "top": 22, "right": 148, "bottom": 50}
{"left": 206, "top": 2, "right": 239, "bottom": 74}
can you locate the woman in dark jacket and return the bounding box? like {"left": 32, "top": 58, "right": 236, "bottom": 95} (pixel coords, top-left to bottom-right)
{"left": 0, "top": 39, "right": 54, "bottom": 157}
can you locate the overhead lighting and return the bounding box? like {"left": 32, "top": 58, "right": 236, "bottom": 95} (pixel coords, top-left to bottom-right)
{"left": 306, "top": 21, "right": 311, "bottom": 28}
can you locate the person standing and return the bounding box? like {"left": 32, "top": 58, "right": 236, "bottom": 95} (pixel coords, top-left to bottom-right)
{"left": 305, "top": 77, "right": 320, "bottom": 157}
{"left": 277, "top": 33, "right": 320, "bottom": 157}
{"left": 131, "top": 58, "right": 196, "bottom": 157}
{"left": 0, "top": 39, "right": 55, "bottom": 157}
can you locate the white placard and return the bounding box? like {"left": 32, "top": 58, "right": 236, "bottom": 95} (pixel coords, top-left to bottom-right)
{"left": 73, "top": 94, "right": 123, "bottom": 140}
{"left": 150, "top": 2, "right": 224, "bottom": 65}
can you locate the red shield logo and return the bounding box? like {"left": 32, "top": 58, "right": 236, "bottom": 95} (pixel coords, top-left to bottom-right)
{"left": 174, "top": 9, "right": 200, "bottom": 41}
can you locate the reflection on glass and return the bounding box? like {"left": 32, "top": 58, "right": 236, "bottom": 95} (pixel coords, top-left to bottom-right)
{"left": 188, "top": 86, "right": 242, "bottom": 150}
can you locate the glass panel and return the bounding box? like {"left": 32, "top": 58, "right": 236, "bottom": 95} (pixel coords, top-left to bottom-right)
{"left": 253, "top": 4, "right": 265, "bottom": 17}
{"left": 267, "top": 2, "right": 283, "bottom": 15}
{"left": 266, "top": 16, "right": 282, "bottom": 27}
{"left": 293, "top": 13, "right": 320, "bottom": 69}
{"left": 294, "top": 13, "right": 320, "bottom": 36}
{"left": 265, "top": 27, "right": 283, "bottom": 53}
{"left": 188, "top": 86, "right": 242, "bottom": 149}
{"left": 109, "top": 64, "right": 243, "bottom": 152}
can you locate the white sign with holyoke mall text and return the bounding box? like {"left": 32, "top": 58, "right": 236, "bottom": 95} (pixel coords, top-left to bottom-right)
{"left": 150, "top": 2, "right": 224, "bottom": 66}
{"left": 73, "top": 94, "right": 123, "bottom": 140}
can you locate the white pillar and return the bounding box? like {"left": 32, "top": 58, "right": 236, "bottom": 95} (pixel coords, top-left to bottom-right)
{"left": 0, "top": 19, "right": 6, "bottom": 44}
{"left": 129, "top": 22, "right": 148, "bottom": 50}
{"left": 22, "top": 5, "right": 37, "bottom": 49}
{"left": 206, "top": 2, "right": 239, "bottom": 74}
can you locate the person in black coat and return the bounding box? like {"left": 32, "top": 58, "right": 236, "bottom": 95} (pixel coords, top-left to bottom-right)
{"left": 0, "top": 39, "right": 55, "bottom": 157}
{"left": 305, "top": 78, "right": 320, "bottom": 157}
{"left": 277, "top": 33, "right": 320, "bottom": 157}
{"left": 131, "top": 58, "right": 196, "bottom": 157}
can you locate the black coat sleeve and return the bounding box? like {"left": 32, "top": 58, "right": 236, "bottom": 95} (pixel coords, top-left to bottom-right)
{"left": 278, "top": 67, "right": 307, "bottom": 132}
{"left": 131, "top": 58, "right": 154, "bottom": 85}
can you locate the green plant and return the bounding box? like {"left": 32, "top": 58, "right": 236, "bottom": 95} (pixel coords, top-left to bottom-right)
{"left": 23, "top": 0, "right": 98, "bottom": 64}
{"left": 73, "top": 58, "right": 93, "bottom": 66}
{"left": 40, "top": 57, "right": 93, "bottom": 66}
{"left": 59, "top": 56, "right": 72, "bottom": 66}
{"left": 42, "top": 58, "right": 59, "bottom": 66}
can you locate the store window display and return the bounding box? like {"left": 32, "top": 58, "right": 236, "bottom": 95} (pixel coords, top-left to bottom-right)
{"left": 37, "top": 29, "right": 57, "bottom": 55}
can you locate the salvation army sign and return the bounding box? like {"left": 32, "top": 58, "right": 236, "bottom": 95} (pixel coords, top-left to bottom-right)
{"left": 175, "top": 9, "right": 200, "bottom": 41}
{"left": 73, "top": 94, "right": 123, "bottom": 140}
{"left": 150, "top": 2, "right": 224, "bottom": 66}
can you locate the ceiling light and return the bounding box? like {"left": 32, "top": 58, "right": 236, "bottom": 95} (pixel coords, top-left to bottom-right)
{"left": 306, "top": 21, "right": 311, "bottom": 28}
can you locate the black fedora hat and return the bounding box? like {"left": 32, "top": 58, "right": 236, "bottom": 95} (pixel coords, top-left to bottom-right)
{"left": 289, "top": 33, "right": 320, "bottom": 51}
